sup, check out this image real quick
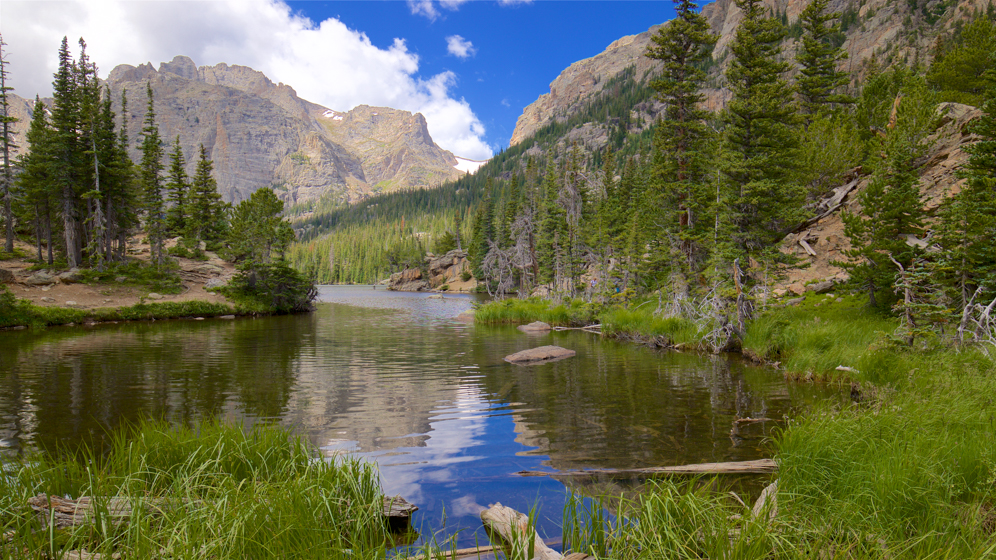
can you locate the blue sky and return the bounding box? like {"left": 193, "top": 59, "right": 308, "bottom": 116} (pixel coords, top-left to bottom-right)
{"left": 289, "top": 1, "right": 677, "bottom": 151}
{"left": 1, "top": 0, "right": 677, "bottom": 159}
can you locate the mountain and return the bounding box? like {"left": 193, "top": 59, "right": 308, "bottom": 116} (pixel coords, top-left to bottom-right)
{"left": 510, "top": 0, "right": 986, "bottom": 147}
{"left": 10, "top": 55, "right": 467, "bottom": 209}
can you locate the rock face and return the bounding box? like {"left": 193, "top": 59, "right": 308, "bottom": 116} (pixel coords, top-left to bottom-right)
{"left": 10, "top": 55, "right": 464, "bottom": 209}
{"left": 510, "top": 0, "right": 985, "bottom": 147}
{"left": 387, "top": 268, "right": 428, "bottom": 292}
{"left": 504, "top": 346, "right": 577, "bottom": 365}
{"left": 388, "top": 249, "right": 475, "bottom": 292}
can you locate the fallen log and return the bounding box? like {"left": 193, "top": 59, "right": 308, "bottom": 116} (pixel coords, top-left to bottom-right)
{"left": 515, "top": 459, "right": 777, "bottom": 478}
{"left": 481, "top": 503, "right": 562, "bottom": 560}
{"left": 26, "top": 493, "right": 417, "bottom": 530}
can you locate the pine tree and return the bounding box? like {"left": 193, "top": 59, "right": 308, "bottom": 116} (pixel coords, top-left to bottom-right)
{"left": 646, "top": 0, "right": 717, "bottom": 281}
{"left": 139, "top": 82, "right": 166, "bottom": 269}
{"left": 186, "top": 144, "right": 227, "bottom": 247}
{"left": 841, "top": 75, "right": 937, "bottom": 309}
{"left": 17, "top": 97, "right": 57, "bottom": 264}
{"left": 0, "top": 34, "right": 18, "bottom": 253}
{"left": 720, "top": 0, "right": 804, "bottom": 262}
{"left": 926, "top": 17, "right": 996, "bottom": 106}
{"left": 165, "top": 136, "right": 190, "bottom": 236}
{"left": 51, "top": 37, "right": 85, "bottom": 267}
{"left": 796, "top": 0, "right": 853, "bottom": 117}
{"left": 536, "top": 159, "right": 566, "bottom": 284}
{"left": 935, "top": 67, "right": 996, "bottom": 307}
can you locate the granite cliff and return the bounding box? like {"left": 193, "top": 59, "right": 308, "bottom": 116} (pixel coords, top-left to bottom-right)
{"left": 510, "top": 0, "right": 991, "bottom": 146}
{"left": 10, "top": 56, "right": 465, "bottom": 209}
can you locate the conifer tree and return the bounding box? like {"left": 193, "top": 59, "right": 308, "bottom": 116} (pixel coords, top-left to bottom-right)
{"left": 646, "top": 0, "right": 717, "bottom": 279}
{"left": 0, "top": 34, "right": 17, "bottom": 253}
{"left": 186, "top": 144, "right": 227, "bottom": 247}
{"left": 536, "top": 159, "right": 566, "bottom": 284}
{"left": 18, "top": 97, "right": 56, "bottom": 264}
{"left": 51, "top": 37, "right": 84, "bottom": 267}
{"left": 720, "top": 0, "right": 804, "bottom": 261}
{"left": 796, "top": 0, "right": 853, "bottom": 116}
{"left": 165, "top": 136, "right": 189, "bottom": 236}
{"left": 926, "top": 17, "right": 996, "bottom": 106}
{"left": 841, "top": 76, "right": 936, "bottom": 309}
{"left": 935, "top": 65, "right": 996, "bottom": 306}
{"left": 139, "top": 82, "right": 166, "bottom": 269}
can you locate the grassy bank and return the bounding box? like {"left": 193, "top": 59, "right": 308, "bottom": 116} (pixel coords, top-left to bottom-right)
{"left": 0, "top": 295, "right": 242, "bottom": 329}
{"left": 0, "top": 421, "right": 391, "bottom": 559}
{"left": 479, "top": 295, "right": 996, "bottom": 557}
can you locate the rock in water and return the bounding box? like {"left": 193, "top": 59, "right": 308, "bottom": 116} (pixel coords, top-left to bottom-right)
{"left": 504, "top": 346, "right": 576, "bottom": 365}
{"left": 516, "top": 321, "right": 552, "bottom": 333}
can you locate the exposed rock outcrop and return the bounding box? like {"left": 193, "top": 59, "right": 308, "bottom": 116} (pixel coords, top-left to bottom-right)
{"left": 387, "top": 249, "right": 476, "bottom": 292}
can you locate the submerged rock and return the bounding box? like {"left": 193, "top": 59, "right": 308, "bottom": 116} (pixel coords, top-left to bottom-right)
{"left": 504, "top": 345, "right": 576, "bottom": 365}
{"left": 517, "top": 321, "right": 552, "bottom": 333}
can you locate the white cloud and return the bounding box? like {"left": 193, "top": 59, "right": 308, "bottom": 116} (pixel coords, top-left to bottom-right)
{"left": 405, "top": 0, "right": 439, "bottom": 20}
{"left": 0, "top": 0, "right": 493, "bottom": 160}
{"left": 445, "top": 35, "right": 476, "bottom": 59}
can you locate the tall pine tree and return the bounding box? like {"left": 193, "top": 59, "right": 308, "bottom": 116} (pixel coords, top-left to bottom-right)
{"left": 0, "top": 34, "right": 17, "bottom": 253}
{"left": 139, "top": 82, "right": 166, "bottom": 269}
{"left": 165, "top": 136, "right": 190, "bottom": 236}
{"left": 795, "top": 0, "right": 853, "bottom": 117}
{"left": 720, "top": 0, "right": 804, "bottom": 262}
{"left": 645, "top": 0, "right": 717, "bottom": 283}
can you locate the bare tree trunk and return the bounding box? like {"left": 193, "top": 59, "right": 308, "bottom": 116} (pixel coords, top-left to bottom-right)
{"left": 62, "top": 185, "right": 81, "bottom": 268}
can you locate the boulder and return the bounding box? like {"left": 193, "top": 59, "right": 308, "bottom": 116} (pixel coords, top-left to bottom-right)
{"left": 455, "top": 310, "right": 475, "bottom": 323}
{"left": 24, "top": 271, "right": 57, "bottom": 286}
{"left": 146, "top": 292, "right": 164, "bottom": 300}
{"left": 517, "top": 321, "right": 552, "bottom": 333}
{"left": 809, "top": 280, "right": 835, "bottom": 294}
{"left": 205, "top": 277, "right": 230, "bottom": 289}
{"left": 505, "top": 345, "right": 576, "bottom": 365}
{"left": 193, "top": 263, "right": 225, "bottom": 276}
{"left": 0, "top": 268, "right": 14, "bottom": 284}
{"left": 64, "top": 301, "right": 79, "bottom": 307}
{"left": 40, "top": 296, "right": 55, "bottom": 303}
{"left": 220, "top": 315, "right": 236, "bottom": 320}
{"left": 59, "top": 269, "right": 83, "bottom": 284}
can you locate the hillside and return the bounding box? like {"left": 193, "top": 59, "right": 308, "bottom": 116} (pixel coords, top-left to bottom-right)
{"left": 8, "top": 56, "right": 466, "bottom": 209}
{"left": 511, "top": 0, "right": 992, "bottom": 148}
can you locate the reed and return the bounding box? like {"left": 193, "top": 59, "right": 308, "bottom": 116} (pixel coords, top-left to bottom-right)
{"left": 0, "top": 420, "right": 390, "bottom": 559}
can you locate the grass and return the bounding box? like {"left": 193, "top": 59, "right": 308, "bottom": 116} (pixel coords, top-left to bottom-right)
{"left": 1, "top": 291, "right": 241, "bottom": 329}
{"left": 0, "top": 420, "right": 392, "bottom": 559}
{"left": 487, "top": 293, "right": 996, "bottom": 558}
{"left": 475, "top": 297, "right": 702, "bottom": 346}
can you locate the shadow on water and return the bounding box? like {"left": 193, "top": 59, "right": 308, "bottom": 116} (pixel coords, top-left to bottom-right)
{"left": 0, "top": 285, "right": 839, "bottom": 549}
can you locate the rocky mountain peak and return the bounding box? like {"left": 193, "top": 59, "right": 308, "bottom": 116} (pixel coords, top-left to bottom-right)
{"left": 159, "top": 55, "right": 198, "bottom": 80}
{"left": 4, "top": 56, "right": 469, "bottom": 210}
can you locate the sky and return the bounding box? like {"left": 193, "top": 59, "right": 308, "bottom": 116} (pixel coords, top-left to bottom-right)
{"left": 0, "top": 0, "right": 678, "bottom": 161}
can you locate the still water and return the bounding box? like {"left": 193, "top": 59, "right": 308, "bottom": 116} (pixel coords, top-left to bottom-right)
{"left": 0, "top": 286, "right": 832, "bottom": 548}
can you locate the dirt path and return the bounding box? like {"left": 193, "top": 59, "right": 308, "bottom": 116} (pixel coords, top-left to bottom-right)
{"left": 1, "top": 238, "right": 237, "bottom": 311}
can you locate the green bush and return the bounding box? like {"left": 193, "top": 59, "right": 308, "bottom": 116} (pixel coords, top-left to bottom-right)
{"left": 222, "top": 261, "right": 317, "bottom": 314}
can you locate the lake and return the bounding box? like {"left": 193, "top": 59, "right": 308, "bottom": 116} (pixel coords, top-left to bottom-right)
{"left": 0, "top": 286, "right": 833, "bottom": 549}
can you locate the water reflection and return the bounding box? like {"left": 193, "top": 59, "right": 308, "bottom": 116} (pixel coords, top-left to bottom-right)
{"left": 0, "top": 286, "right": 834, "bottom": 547}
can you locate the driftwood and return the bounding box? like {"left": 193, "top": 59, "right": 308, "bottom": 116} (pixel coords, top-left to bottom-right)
{"left": 798, "top": 239, "right": 817, "bottom": 257}
{"left": 515, "top": 459, "right": 778, "bottom": 478}
{"left": 26, "top": 493, "right": 416, "bottom": 530}
{"left": 481, "top": 503, "right": 562, "bottom": 560}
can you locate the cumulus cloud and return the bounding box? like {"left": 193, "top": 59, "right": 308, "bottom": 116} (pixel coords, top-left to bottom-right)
{"left": 445, "top": 35, "right": 476, "bottom": 59}
{"left": 0, "top": 0, "right": 492, "bottom": 160}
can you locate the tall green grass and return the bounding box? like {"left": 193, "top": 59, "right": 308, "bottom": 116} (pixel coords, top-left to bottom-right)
{"left": 0, "top": 420, "right": 390, "bottom": 559}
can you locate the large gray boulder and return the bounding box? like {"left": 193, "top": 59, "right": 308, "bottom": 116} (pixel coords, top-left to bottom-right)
{"left": 24, "top": 271, "right": 57, "bottom": 286}
{"left": 505, "top": 345, "right": 576, "bottom": 365}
